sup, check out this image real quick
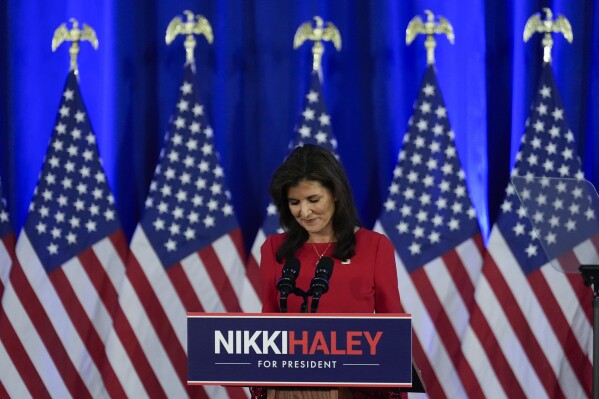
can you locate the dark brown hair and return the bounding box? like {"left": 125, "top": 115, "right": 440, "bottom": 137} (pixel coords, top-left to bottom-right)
{"left": 269, "top": 144, "right": 360, "bottom": 262}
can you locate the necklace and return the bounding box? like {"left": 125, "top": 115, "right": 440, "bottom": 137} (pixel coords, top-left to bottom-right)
{"left": 311, "top": 242, "right": 332, "bottom": 264}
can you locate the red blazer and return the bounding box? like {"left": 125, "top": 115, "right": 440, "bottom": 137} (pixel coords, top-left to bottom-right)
{"left": 260, "top": 228, "right": 401, "bottom": 314}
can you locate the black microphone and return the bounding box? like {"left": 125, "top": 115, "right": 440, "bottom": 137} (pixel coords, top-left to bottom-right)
{"left": 277, "top": 257, "right": 301, "bottom": 313}
{"left": 309, "top": 256, "right": 334, "bottom": 313}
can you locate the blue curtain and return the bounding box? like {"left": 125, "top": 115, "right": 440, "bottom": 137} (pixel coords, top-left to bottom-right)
{"left": 1, "top": 0, "right": 597, "bottom": 252}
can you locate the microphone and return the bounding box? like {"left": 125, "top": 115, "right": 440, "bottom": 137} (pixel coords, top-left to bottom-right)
{"left": 309, "top": 256, "right": 334, "bottom": 313}
{"left": 277, "top": 257, "right": 301, "bottom": 313}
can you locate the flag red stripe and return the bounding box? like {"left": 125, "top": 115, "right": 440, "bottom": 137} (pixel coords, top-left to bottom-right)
{"left": 557, "top": 249, "right": 593, "bottom": 325}
{"left": 411, "top": 332, "right": 445, "bottom": 399}
{"left": 167, "top": 263, "right": 205, "bottom": 312}
{"left": 232, "top": 229, "right": 260, "bottom": 294}
{"left": 0, "top": 233, "right": 15, "bottom": 298}
{"left": 78, "top": 248, "right": 120, "bottom": 314}
{"left": 199, "top": 245, "right": 242, "bottom": 312}
{"left": 49, "top": 266, "right": 127, "bottom": 399}
{"left": 410, "top": 266, "right": 484, "bottom": 398}
{"left": 442, "top": 245, "right": 476, "bottom": 309}
{"left": 124, "top": 254, "right": 187, "bottom": 386}
{"left": 225, "top": 386, "right": 249, "bottom": 399}
{"left": 568, "top": 271, "right": 593, "bottom": 324}
{"left": 528, "top": 269, "right": 592, "bottom": 397}
{"left": 0, "top": 314, "right": 51, "bottom": 398}
{"left": 245, "top": 255, "right": 261, "bottom": 298}
{"left": 187, "top": 385, "right": 210, "bottom": 399}
{"left": 8, "top": 261, "right": 92, "bottom": 399}
{"left": 484, "top": 255, "right": 565, "bottom": 398}
{"left": 108, "top": 305, "right": 167, "bottom": 398}
{"left": 0, "top": 380, "right": 7, "bottom": 399}
{"left": 466, "top": 301, "right": 525, "bottom": 398}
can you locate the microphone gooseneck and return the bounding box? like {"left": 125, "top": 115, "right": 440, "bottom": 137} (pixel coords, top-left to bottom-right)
{"left": 277, "top": 257, "right": 301, "bottom": 313}
{"left": 309, "top": 256, "right": 334, "bottom": 313}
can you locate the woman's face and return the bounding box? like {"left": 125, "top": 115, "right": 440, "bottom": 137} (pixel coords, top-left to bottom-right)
{"left": 287, "top": 179, "right": 336, "bottom": 242}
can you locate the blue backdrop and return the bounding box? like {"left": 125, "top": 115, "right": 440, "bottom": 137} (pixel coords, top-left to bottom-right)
{"left": 1, "top": 0, "right": 598, "bottom": 253}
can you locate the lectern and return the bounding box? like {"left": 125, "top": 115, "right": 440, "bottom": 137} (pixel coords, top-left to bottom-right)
{"left": 187, "top": 313, "right": 417, "bottom": 395}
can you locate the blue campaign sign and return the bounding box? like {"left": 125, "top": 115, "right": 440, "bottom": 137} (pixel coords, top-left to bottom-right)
{"left": 187, "top": 313, "right": 412, "bottom": 387}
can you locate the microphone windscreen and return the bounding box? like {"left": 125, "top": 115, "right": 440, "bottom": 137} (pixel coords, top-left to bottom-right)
{"left": 315, "top": 256, "right": 334, "bottom": 278}
{"left": 283, "top": 257, "right": 301, "bottom": 277}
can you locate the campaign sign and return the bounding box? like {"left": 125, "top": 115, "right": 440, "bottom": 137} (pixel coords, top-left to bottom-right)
{"left": 187, "top": 313, "right": 412, "bottom": 387}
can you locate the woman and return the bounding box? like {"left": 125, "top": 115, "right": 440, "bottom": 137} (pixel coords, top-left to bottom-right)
{"left": 253, "top": 144, "right": 406, "bottom": 399}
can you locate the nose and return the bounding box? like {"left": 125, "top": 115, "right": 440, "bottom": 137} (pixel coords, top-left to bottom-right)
{"left": 299, "top": 202, "right": 311, "bottom": 218}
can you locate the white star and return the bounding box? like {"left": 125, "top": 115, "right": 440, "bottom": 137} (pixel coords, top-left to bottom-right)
{"left": 448, "top": 218, "right": 460, "bottom": 230}
{"left": 302, "top": 108, "right": 315, "bottom": 120}
{"left": 306, "top": 90, "right": 318, "bottom": 103}
{"left": 173, "top": 207, "right": 184, "bottom": 219}
{"left": 165, "top": 239, "right": 177, "bottom": 251}
{"left": 384, "top": 198, "right": 396, "bottom": 211}
{"left": 267, "top": 203, "right": 278, "bottom": 215}
{"left": 104, "top": 209, "right": 115, "bottom": 221}
{"left": 204, "top": 215, "right": 215, "bottom": 227}
{"left": 222, "top": 203, "right": 234, "bottom": 216}
{"left": 66, "top": 232, "right": 77, "bottom": 244}
{"left": 36, "top": 222, "right": 47, "bottom": 234}
{"left": 422, "top": 84, "right": 435, "bottom": 96}
{"left": 51, "top": 227, "right": 61, "bottom": 239}
{"left": 177, "top": 100, "right": 189, "bottom": 112}
{"left": 169, "top": 223, "right": 180, "bottom": 235}
{"left": 184, "top": 228, "right": 196, "bottom": 240}
{"left": 435, "top": 106, "right": 447, "bottom": 118}
{"left": 298, "top": 125, "right": 311, "bottom": 138}
{"left": 552, "top": 107, "right": 564, "bottom": 120}
{"left": 174, "top": 117, "right": 186, "bottom": 129}
{"left": 396, "top": 222, "right": 409, "bottom": 234}
{"left": 75, "top": 111, "right": 85, "bottom": 122}
{"left": 428, "top": 231, "right": 440, "bottom": 243}
{"left": 63, "top": 89, "right": 74, "bottom": 100}
{"left": 59, "top": 106, "right": 70, "bottom": 118}
{"left": 408, "top": 242, "right": 421, "bottom": 254}
{"left": 525, "top": 243, "right": 538, "bottom": 257}
{"left": 48, "top": 243, "right": 59, "bottom": 254}
{"left": 193, "top": 104, "right": 203, "bottom": 116}
{"left": 55, "top": 123, "right": 67, "bottom": 134}
{"left": 419, "top": 101, "right": 431, "bottom": 114}
{"left": 189, "top": 211, "right": 200, "bottom": 223}
{"left": 181, "top": 82, "right": 193, "bottom": 94}
{"left": 153, "top": 218, "right": 165, "bottom": 230}
{"left": 533, "top": 120, "right": 544, "bottom": 132}
{"left": 319, "top": 113, "right": 330, "bottom": 126}
{"left": 416, "top": 119, "right": 428, "bottom": 131}
{"left": 540, "top": 86, "right": 551, "bottom": 98}
{"left": 566, "top": 219, "right": 576, "bottom": 231}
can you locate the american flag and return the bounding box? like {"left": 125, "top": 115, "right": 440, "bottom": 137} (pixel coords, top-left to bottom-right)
{"left": 460, "top": 63, "right": 594, "bottom": 398}
{"left": 247, "top": 70, "right": 338, "bottom": 274}
{"left": 103, "top": 64, "right": 259, "bottom": 399}
{"left": 0, "top": 181, "right": 19, "bottom": 397}
{"left": 374, "top": 66, "right": 485, "bottom": 398}
{"left": 0, "top": 181, "right": 15, "bottom": 299}
{"left": 0, "top": 71, "right": 130, "bottom": 398}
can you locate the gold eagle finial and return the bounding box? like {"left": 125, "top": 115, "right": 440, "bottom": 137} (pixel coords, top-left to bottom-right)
{"left": 165, "top": 10, "right": 214, "bottom": 66}
{"left": 406, "top": 10, "right": 454, "bottom": 65}
{"left": 293, "top": 16, "right": 342, "bottom": 71}
{"left": 523, "top": 8, "right": 572, "bottom": 63}
{"left": 51, "top": 18, "right": 98, "bottom": 75}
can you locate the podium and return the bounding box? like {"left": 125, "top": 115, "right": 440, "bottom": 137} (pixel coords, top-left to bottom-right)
{"left": 187, "top": 313, "right": 422, "bottom": 395}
